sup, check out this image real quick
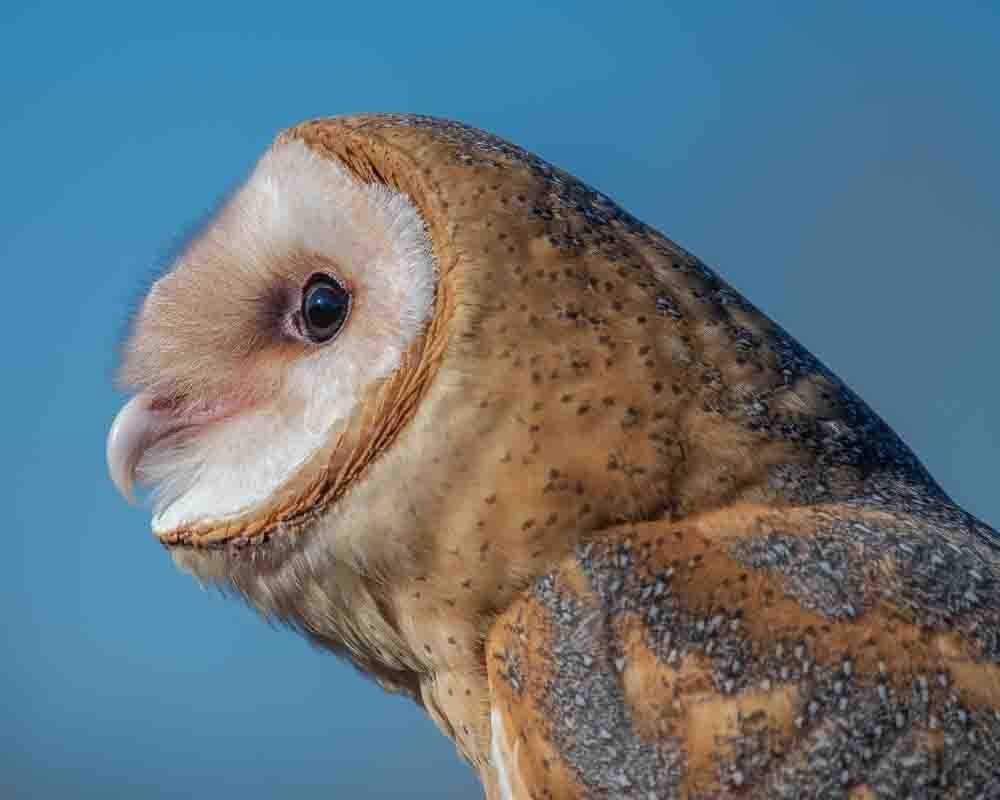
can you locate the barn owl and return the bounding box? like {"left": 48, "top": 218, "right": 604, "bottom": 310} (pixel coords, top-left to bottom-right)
{"left": 108, "top": 114, "right": 1000, "bottom": 798}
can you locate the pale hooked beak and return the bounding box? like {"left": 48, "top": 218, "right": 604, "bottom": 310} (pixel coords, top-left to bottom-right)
{"left": 106, "top": 393, "right": 178, "bottom": 503}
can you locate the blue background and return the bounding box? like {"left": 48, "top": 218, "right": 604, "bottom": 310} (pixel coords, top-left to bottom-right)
{"left": 2, "top": 3, "right": 998, "bottom": 797}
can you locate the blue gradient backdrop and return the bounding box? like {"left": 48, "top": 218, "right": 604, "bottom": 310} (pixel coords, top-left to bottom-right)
{"left": 2, "top": 3, "right": 998, "bottom": 797}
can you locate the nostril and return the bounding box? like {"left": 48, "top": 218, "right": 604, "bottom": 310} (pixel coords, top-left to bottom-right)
{"left": 149, "top": 394, "right": 186, "bottom": 413}
{"left": 145, "top": 391, "right": 256, "bottom": 424}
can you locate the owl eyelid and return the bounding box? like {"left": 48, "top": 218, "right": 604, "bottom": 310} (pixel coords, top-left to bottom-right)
{"left": 303, "top": 271, "right": 348, "bottom": 294}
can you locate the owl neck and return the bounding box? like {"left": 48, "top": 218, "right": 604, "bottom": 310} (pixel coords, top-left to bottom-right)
{"left": 329, "top": 257, "right": 941, "bottom": 771}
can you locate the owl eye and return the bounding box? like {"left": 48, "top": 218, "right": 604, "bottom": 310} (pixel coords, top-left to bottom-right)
{"left": 301, "top": 274, "right": 351, "bottom": 343}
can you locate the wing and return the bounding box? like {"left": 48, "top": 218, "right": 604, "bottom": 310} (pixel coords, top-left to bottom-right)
{"left": 486, "top": 501, "right": 1000, "bottom": 798}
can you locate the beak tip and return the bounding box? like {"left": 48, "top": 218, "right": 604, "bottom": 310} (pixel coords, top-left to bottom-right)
{"left": 117, "top": 473, "right": 137, "bottom": 505}
{"left": 107, "top": 438, "right": 136, "bottom": 504}
{"left": 107, "top": 393, "right": 153, "bottom": 506}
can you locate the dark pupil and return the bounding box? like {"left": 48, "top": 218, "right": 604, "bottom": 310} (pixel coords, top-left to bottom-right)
{"left": 304, "top": 282, "right": 349, "bottom": 340}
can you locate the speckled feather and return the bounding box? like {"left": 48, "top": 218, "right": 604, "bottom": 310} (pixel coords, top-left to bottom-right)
{"left": 149, "top": 115, "right": 999, "bottom": 799}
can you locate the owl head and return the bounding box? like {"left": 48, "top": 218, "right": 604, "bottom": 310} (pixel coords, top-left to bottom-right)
{"left": 110, "top": 116, "right": 816, "bottom": 723}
